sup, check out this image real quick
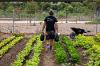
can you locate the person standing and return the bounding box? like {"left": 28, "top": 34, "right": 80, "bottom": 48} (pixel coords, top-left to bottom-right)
{"left": 42, "top": 10, "right": 58, "bottom": 52}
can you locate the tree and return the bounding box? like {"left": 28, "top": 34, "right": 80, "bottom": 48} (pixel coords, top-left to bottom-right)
{"left": 65, "top": 4, "right": 73, "bottom": 13}
{"left": 71, "top": 2, "right": 84, "bottom": 13}
{"left": 51, "top": 4, "right": 58, "bottom": 10}
{"left": 25, "top": 2, "right": 39, "bottom": 14}
{"left": 6, "top": 5, "right": 14, "bottom": 17}
{"left": 58, "top": 2, "right": 67, "bottom": 11}
{"left": 41, "top": 2, "right": 51, "bottom": 11}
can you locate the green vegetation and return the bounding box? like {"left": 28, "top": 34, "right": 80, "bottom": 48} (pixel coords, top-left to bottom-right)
{"left": 87, "top": 44, "right": 100, "bottom": 66}
{"left": 62, "top": 36, "right": 80, "bottom": 63}
{"left": 94, "top": 33, "right": 100, "bottom": 42}
{"left": 0, "top": 36, "right": 23, "bottom": 58}
{"left": 11, "top": 35, "right": 36, "bottom": 66}
{"left": 0, "top": 2, "right": 96, "bottom": 20}
{"left": 87, "top": 34, "right": 100, "bottom": 66}
{"left": 54, "top": 41, "right": 67, "bottom": 63}
{"left": 0, "top": 36, "right": 15, "bottom": 47}
{"left": 0, "top": 34, "right": 100, "bottom": 66}
{"left": 12, "top": 33, "right": 25, "bottom": 37}
{"left": 26, "top": 36, "right": 42, "bottom": 66}
{"left": 75, "top": 34, "right": 94, "bottom": 49}
{"left": 74, "top": 34, "right": 100, "bottom": 66}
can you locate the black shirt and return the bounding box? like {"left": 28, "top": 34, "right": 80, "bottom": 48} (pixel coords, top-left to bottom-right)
{"left": 44, "top": 16, "right": 58, "bottom": 32}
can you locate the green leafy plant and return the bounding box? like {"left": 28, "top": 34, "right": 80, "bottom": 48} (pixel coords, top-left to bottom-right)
{"left": 62, "top": 36, "right": 80, "bottom": 63}
{"left": 86, "top": 45, "right": 100, "bottom": 66}
{"left": 74, "top": 35, "right": 100, "bottom": 66}
{"left": 94, "top": 33, "right": 100, "bottom": 42}
{"left": 26, "top": 36, "right": 42, "bottom": 66}
{"left": 13, "top": 33, "right": 25, "bottom": 37}
{"left": 0, "top": 36, "right": 15, "bottom": 47}
{"left": 75, "top": 34, "right": 94, "bottom": 49}
{"left": 0, "top": 36, "right": 23, "bottom": 58}
{"left": 54, "top": 41, "right": 67, "bottom": 63}
{"left": 11, "top": 35, "right": 36, "bottom": 66}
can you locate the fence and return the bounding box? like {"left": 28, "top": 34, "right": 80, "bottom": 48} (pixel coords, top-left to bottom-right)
{"left": 0, "top": 9, "right": 100, "bottom": 35}
{"left": 0, "top": 9, "right": 96, "bottom": 21}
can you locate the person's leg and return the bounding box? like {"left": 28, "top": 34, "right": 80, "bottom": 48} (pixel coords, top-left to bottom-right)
{"left": 50, "top": 39, "right": 55, "bottom": 50}
{"left": 45, "top": 39, "right": 50, "bottom": 52}
{"left": 44, "top": 32, "right": 51, "bottom": 52}
{"left": 49, "top": 31, "right": 55, "bottom": 50}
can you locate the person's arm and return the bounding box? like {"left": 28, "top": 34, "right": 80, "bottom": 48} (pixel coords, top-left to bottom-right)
{"left": 42, "top": 22, "right": 46, "bottom": 32}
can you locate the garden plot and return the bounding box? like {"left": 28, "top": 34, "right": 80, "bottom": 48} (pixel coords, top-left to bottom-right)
{"left": 0, "top": 33, "right": 99, "bottom": 66}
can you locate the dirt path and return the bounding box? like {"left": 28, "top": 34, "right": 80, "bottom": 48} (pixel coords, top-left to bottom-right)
{"left": 0, "top": 38, "right": 27, "bottom": 66}
{"left": 1, "top": 23, "right": 100, "bottom": 35}
{"left": 40, "top": 50, "right": 59, "bottom": 66}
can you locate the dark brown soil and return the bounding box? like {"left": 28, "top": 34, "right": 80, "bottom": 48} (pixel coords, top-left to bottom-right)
{"left": 0, "top": 38, "right": 27, "bottom": 66}
{"left": 22, "top": 41, "right": 35, "bottom": 66}
{"left": 39, "top": 50, "right": 60, "bottom": 66}
{"left": 0, "top": 33, "right": 12, "bottom": 42}
{"left": 39, "top": 47, "right": 89, "bottom": 66}
{"left": 76, "top": 47, "right": 89, "bottom": 66}
{"left": 61, "top": 41, "right": 89, "bottom": 66}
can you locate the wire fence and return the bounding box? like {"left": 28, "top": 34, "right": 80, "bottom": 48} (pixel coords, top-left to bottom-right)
{"left": 0, "top": 9, "right": 100, "bottom": 35}
{"left": 0, "top": 9, "right": 96, "bottom": 21}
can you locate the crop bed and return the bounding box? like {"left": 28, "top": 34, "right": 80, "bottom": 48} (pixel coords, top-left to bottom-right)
{"left": 0, "top": 33, "right": 100, "bottom": 66}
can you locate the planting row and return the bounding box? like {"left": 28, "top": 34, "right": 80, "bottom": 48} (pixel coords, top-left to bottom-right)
{"left": 12, "top": 35, "right": 42, "bottom": 66}
{"left": 87, "top": 44, "right": 100, "bottom": 66}
{"left": 54, "top": 36, "right": 80, "bottom": 65}
{"left": 11, "top": 35, "right": 36, "bottom": 66}
{"left": 62, "top": 36, "right": 80, "bottom": 63}
{"left": 26, "top": 35, "right": 42, "bottom": 66}
{"left": 0, "top": 36, "right": 23, "bottom": 58}
{"left": 74, "top": 34, "right": 100, "bottom": 66}
{"left": 54, "top": 41, "right": 67, "bottom": 64}
{"left": 0, "top": 36, "right": 15, "bottom": 48}
{"left": 75, "top": 34, "right": 94, "bottom": 49}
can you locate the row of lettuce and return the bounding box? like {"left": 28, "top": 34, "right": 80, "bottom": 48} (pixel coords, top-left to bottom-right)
{"left": 54, "top": 36, "right": 80, "bottom": 65}
{"left": 0, "top": 36, "right": 15, "bottom": 48}
{"left": 11, "top": 35, "right": 42, "bottom": 66}
{"left": 0, "top": 34, "right": 42, "bottom": 66}
{"left": 0, "top": 36, "right": 23, "bottom": 58}
{"left": 54, "top": 33, "right": 100, "bottom": 66}
{"left": 0, "top": 33, "right": 99, "bottom": 66}
{"left": 74, "top": 33, "right": 100, "bottom": 66}
{"left": 26, "top": 36, "right": 42, "bottom": 66}
{"left": 9, "top": 35, "right": 80, "bottom": 66}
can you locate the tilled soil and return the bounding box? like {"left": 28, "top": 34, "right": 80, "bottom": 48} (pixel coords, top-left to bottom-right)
{"left": 76, "top": 47, "right": 89, "bottom": 66}
{"left": 60, "top": 41, "right": 89, "bottom": 66}
{"left": 0, "top": 38, "right": 27, "bottom": 66}
{"left": 0, "top": 33, "right": 12, "bottom": 41}
{"left": 22, "top": 41, "right": 35, "bottom": 66}
{"left": 40, "top": 50, "right": 60, "bottom": 66}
